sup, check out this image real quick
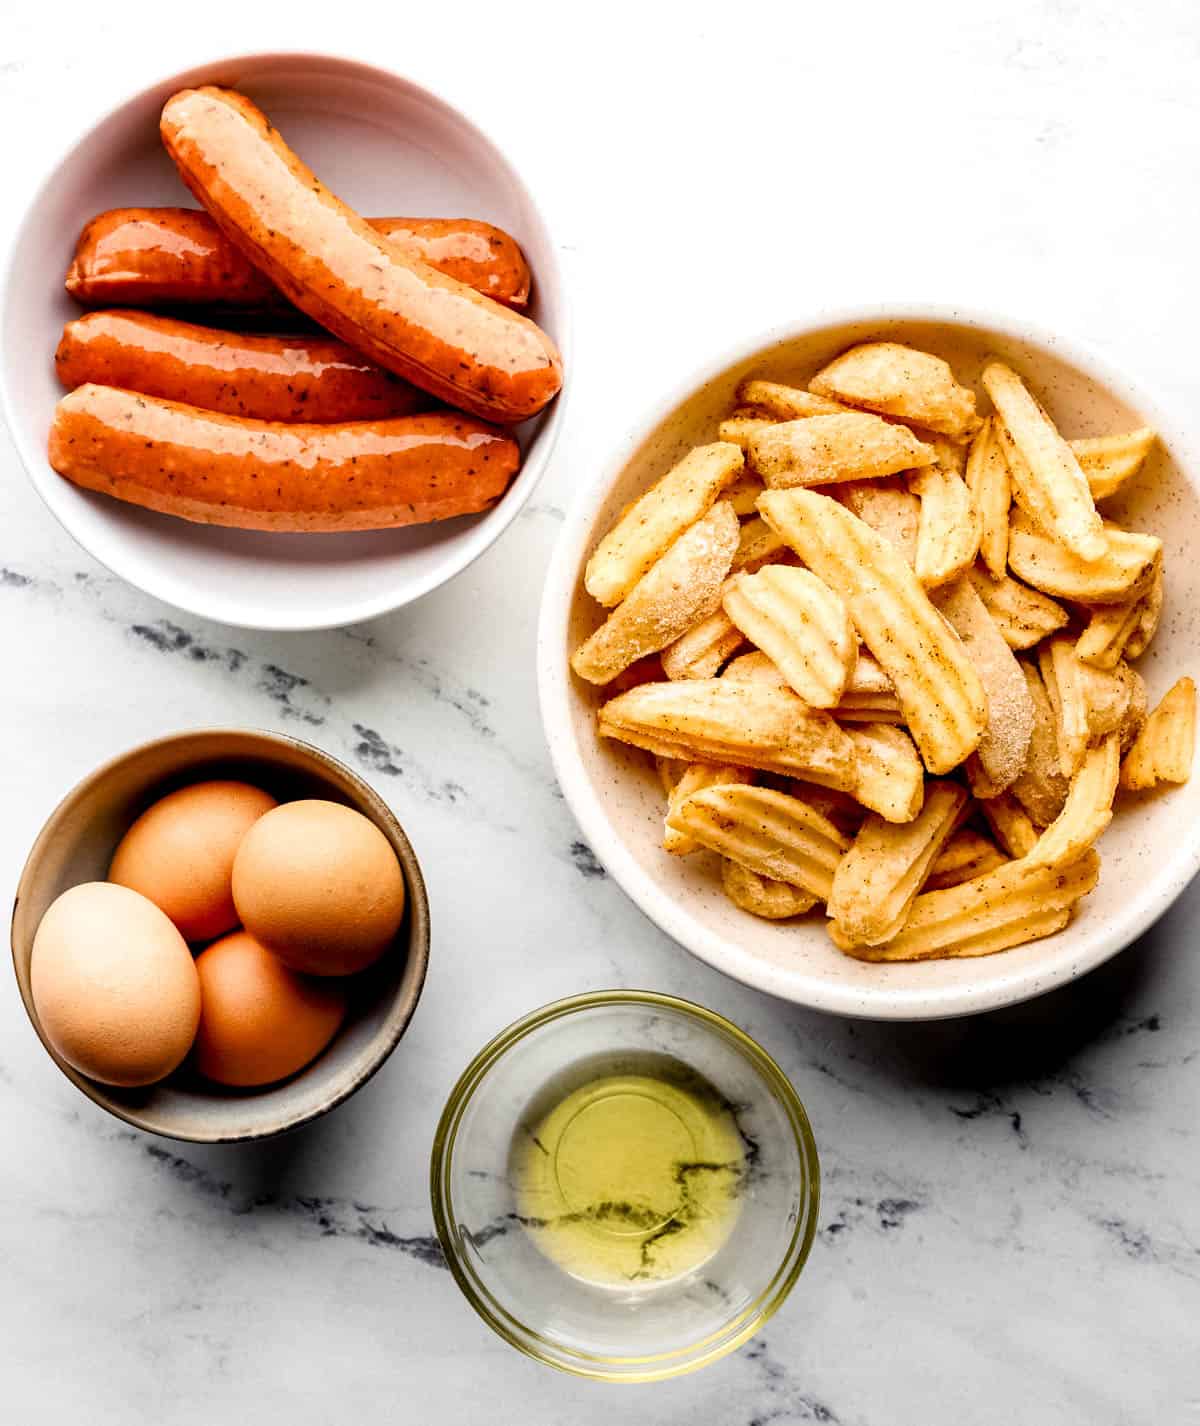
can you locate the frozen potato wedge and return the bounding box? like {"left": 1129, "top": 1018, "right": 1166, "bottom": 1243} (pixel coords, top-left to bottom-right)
{"left": 758, "top": 488, "right": 987, "bottom": 773}
{"left": 924, "top": 829, "right": 1008, "bottom": 892}
{"left": 830, "top": 851, "right": 1100, "bottom": 961}
{"left": 1027, "top": 734, "right": 1120, "bottom": 868}
{"left": 978, "top": 791, "right": 1040, "bottom": 858}
{"left": 983, "top": 363, "right": 1105, "bottom": 562}
{"left": 663, "top": 762, "right": 752, "bottom": 855}
{"left": 1007, "top": 509, "right": 1161, "bottom": 605}
{"left": 721, "top": 860, "right": 817, "bottom": 919}
{"left": 1010, "top": 661, "right": 1070, "bottom": 824}
{"left": 967, "top": 566, "right": 1069, "bottom": 650}
{"left": 1120, "top": 677, "right": 1196, "bottom": 791}
{"left": 845, "top": 724, "right": 925, "bottom": 823}
{"left": 836, "top": 478, "right": 920, "bottom": 564}
{"left": 809, "top": 342, "right": 980, "bottom": 439}
{"left": 749, "top": 413, "right": 936, "bottom": 489}
{"left": 584, "top": 442, "right": 743, "bottom": 607}
{"left": 667, "top": 784, "right": 849, "bottom": 901}
{"left": 572, "top": 501, "right": 740, "bottom": 684}
{"left": 597, "top": 678, "right": 858, "bottom": 789}
{"left": 661, "top": 587, "right": 745, "bottom": 680}
{"left": 1070, "top": 428, "right": 1156, "bottom": 502}
{"left": 964, "top": 418, "right": 1011, "bottom": 579}
{"left": 910, "top": 465, "right": 982, "bottom": 588}
{"left": 736, "top": 379, "right": 848, "bottom": 420}
{"left": 932, "top": 577, "right": 1033, "bottom": 793}
{"left": 828, "top": 781, "right": 966, "bottom": 945}
{"left": 722, "top": 565, "right": 857, "bottom": 708}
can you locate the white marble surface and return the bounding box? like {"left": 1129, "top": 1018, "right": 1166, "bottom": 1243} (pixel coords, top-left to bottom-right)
{"left": 2, "top": 2, "right": 1198, "bottom": 1421}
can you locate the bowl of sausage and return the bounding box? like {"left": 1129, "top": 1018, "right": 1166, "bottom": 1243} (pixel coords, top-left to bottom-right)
{"left": 0, "top": 52, "right": 566, "bottom": 630}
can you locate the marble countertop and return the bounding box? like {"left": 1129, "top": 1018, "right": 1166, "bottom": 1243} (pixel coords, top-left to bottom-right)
{"left": 2, "top": 3, "right": 1198, "bottom": 1421}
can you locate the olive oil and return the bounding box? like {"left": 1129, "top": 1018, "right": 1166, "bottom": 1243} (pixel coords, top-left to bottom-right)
{"left": 510, "top": 1053, "right": 746, "bottom": 1287}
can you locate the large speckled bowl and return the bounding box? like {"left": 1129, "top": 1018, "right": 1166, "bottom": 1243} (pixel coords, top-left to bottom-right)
{"left": 538, "top": 306, "right": 1200, "bottom": 1021}
{"left": 11, "top": 728, "right": 430, "bottom": 1139}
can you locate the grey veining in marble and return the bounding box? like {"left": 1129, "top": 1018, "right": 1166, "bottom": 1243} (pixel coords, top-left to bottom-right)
{"left": 2, "top": 2, "right": 1199, "bottom": 1422}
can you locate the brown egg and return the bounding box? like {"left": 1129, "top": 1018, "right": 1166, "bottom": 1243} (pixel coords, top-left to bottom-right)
{"left": 31, "top": 882, "right": 201, "bottom": 1087}
{"left": 192, "top": 931, "right": 346, "bottom": 1086}
{"left": 109, "top": 780, "right": 277, "bottom": 941}
{"left": 232, "top": 799, "right": 406, "bottom": 975}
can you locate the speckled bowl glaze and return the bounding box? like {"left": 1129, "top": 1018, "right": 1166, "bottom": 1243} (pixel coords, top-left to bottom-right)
{"left": 538, "top": 306, "right": 1200, "bottom": 1021}
{"left": 11, "top": 729, "right": 430, "bottom": 1140}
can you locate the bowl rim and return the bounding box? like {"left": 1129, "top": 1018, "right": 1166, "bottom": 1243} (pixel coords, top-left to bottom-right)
{"left": 536, "top": 301, "right": 1200, "bottom": 1022}
{"left": 10, "top": 726, "right": 431, "bottom": 1142}
{"left": 429, "top": 988, "right": 821, "bottom": 1383}
{"left": 0, "top": 47, "right": 572, "bottom": 633}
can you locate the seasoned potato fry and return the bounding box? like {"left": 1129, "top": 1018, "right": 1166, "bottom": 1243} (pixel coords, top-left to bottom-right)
{"left": 1038, "top": 637, "right": 1136, "bottom": 776}
{"left": 1120, "top": 665, "right": 1148, "bottom": 754}
{"left": 836, "top": 693, "right": 906, "bottom": 723}
{"left": 1070, "top": 428, "right": 1156, "bottom": 502}
{"left": 979, "top": 792, "right": 1040, "bottom": 858}
{"left": 828, "top": 781, "right": 966, "bottom": 944}
{"left": 572, "top": 502, "right": 740, "bottom": 684}
{"left": 1075, "top": 581, "right": 1151, "bottom": 671}
{"left": 1010, "top": 661, "right": 1070, "bottom": 824}
{"left": 830, "top": 851, "right": 1100, "bottom": 961}
{"left": 1123, "top": 559, "right": 1164, "bottom": 660}
{"left": 964, "top": 418, "right": 1011, "bottom": 579}
{"left": 846, "top": 724, "right": 925, "bottom": 823}
{"left": 758, "top": 489, "right": 987, "bottom": 773}
{"left": 809, "top": 342, "right": 980, "bottom": 438}
{"left": 1028, "top": 734, "right": 1120, "bottom": 868}
{"left": 661, "top": 589, "right": 745, "bottom": 680}
{"left": 721, "top": 860, "right": 817, "bottom": 919}
{"left": 598, "top": 678, "right": 858, "bottom": 789}
{"left": 723, "top": 565, "right": 857, "bottom": 708}
{"left": 719, "top": 416, "right": 777, "bottom": 450}
{"left": 1120, "top": 677, "right": 1196, "bottom": 790}
{"left": 663, "top": 762, "right": 752, "bottom": 855}
{"left": 786, "top": 785, "right": 867, "bottom": 839}
{"left": 749, "top": 413, "right": 936, "bottom": 489}
{"left": 725, "top": 473, "right": 767, "bottom": 516}
{"left": 720, "top": 650, "right": 786, "bottom": 686}
{"left": 932, "top": 578, "right": 1033, "bottom": 792}
{"left": 909, "top": 466, "right": 981, "bottom": 588}
{"left": 967, "top": 566, "right": 1069, "bottom": 649}
{"left": 736, "top": 379, "right": 848, "bottom": 420}
{"left": 983, "top": 363, "right": 1105, "bottom": 562}
{"left": 836, "top": 479, "right": 920, "bottom": 564}
{"left": 925, "top": 829, "right": 1008, "bottom": 891}
{"left": 731, "top": 516, "right": 789, "bottom": 572}
{"left": 847, "top": 651, "right": 894, "bottom": 695}
{"left": 667, "top": 784, "right": 849, "bottom": 901}
{"left": 585, "top": 443, "right": 743, "bottom": 607}
{"left": 1007, "top": 509, "right": 1162, "bottom": 605}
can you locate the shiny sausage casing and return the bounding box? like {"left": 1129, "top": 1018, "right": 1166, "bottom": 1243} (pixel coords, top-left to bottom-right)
{"left": 65, "top": 207, "right": 532, "bottom": 310}
{"left": 48, "top": 384, "right": 520, "bottom": 533}
{"left": 55, "top": 310, "right": 429, "bottom": 423}
{"left": 160, "top": 88, "right": 562, "bottom": 425}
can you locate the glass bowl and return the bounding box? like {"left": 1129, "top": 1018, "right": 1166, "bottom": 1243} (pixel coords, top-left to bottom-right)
{"left": 430, "top": 990, "right": 819, "bottom": 1381}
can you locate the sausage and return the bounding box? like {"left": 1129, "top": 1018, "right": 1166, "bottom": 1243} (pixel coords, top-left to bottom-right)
{"left": 65, "top": 207, "right": 532, "bottom": 310}
{"left": 48, "top": 384, "right": 520, "bottom": 533}
{"left": 55, "top": 310, "right": 430, "bottom": 423}
{"left": 160, "top": 88, "right": 562, "bottom": 425}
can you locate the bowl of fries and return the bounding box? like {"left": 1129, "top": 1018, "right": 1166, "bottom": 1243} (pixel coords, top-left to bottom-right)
{"left": 538, "top": 306, "right": 1200, "bottom": 1019}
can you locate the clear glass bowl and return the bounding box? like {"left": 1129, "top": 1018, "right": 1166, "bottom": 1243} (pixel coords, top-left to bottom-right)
{"left": 430, "top": 991, "right": 819, "bottom": 1381}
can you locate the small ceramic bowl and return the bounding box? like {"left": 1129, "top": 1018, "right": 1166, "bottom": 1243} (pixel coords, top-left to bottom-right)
{"left": 11, "top": 728, "right": 430, "bottom": 1141}
{"left": 537, "top": 305, "right": 1200, "bottom": 1021}
{"left": 0, "top": 51, "right": 568, "bottom": 631}
{"left": 431, "top": 991, "right": 820, "bottom": 1382}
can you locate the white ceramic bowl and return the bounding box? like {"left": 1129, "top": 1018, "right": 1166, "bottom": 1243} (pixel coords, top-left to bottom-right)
{"left": 0, "top": 51, "right": 568, "bottom": 631}
{"left": 538, "top": 305, "right": 1200, "bottom": 1021}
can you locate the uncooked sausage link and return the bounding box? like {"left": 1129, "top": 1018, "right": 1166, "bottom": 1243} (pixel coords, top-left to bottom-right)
{"left": 159, "top": 87, "right": 562, "bottom": 424}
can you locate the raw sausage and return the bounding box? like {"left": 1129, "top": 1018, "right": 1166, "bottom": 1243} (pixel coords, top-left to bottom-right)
{"left": 48, "top": 384, "right": 520, "bottom": 532}
{"left": 55, "top": 310, "right": 429, "bottom": 423}
{"left": 160, "top": 88, "right": 562, "bottom": 425}
{"left": 65, "top": 208, "right": 532, "bottom": 309}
